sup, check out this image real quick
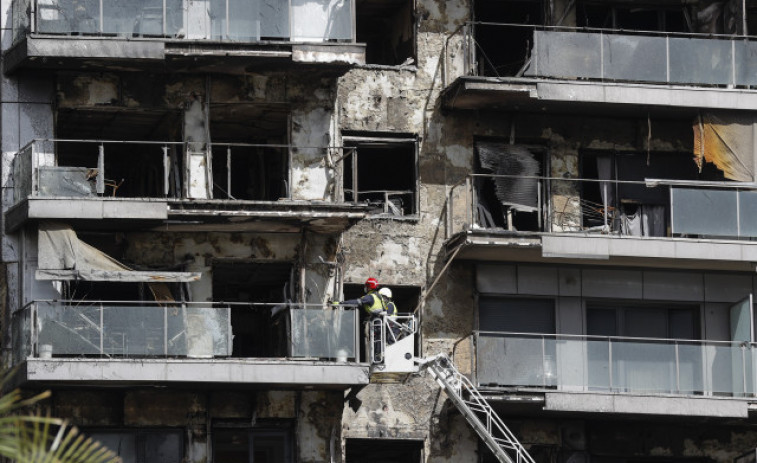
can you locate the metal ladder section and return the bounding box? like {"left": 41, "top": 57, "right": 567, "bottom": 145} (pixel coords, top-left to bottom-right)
{"left": 419, "top": 354, "right": 536, "bottom": 463}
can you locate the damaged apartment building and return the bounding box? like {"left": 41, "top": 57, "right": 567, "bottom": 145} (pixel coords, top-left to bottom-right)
{"left": 8, "top": 0, "right": 757, "bottom": 462}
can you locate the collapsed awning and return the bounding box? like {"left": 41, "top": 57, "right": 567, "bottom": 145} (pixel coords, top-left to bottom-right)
{"left": 36, "top": 222, "right": 200, "bottom": 282}
{"left": 693, "top": 112, "right": 755, "bottom": 182}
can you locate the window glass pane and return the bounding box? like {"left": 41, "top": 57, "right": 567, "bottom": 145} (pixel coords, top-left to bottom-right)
{"left": 252, "top": 433, "right": 289, "bottom": 463}
{"left": 587, "top": 308, "right": 616, "bottom": 337}
{"left": 213, "top": 429, "right": 249, "bottom": 463}
{"left": 478, "top": 297, "right": 555, "bottom": 334}
{"left": 144, "top": 431, "right": 183, "bottom": 463}
{"left": 625, "top": 307, "right": 667, "bottom": 338}
{"left": 669, "top": 308, "right": 696, "bottom": 340}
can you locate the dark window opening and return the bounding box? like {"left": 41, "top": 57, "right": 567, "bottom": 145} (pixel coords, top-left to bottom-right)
{"left": 55, "top": 108, "right": 182, "bottom": 198}
{"left": 580, "top": 150, "right": 726, "bottom": 236}
{"left": 356, "top": 0, "right": 414, "bottom": 65}
{"left": 213, "top": 424, "right": 293, "bottom": 463}
{"left": 587, "top": 303, "right": 700, "bottom": 340}
{"left": 474, "top": 142, "right": 546, "bottom": 232}
{"left": 212, "top": 260, "right": 292, "bottom": 358}
{"left": 343, "top": 135, "right": 417, "bottom": 216}
{"left": 86, "top": 429, "right": 183, "bottom": 463}
{"left": 209, "top": 104, "right": 289, "bottom": 201}
{"left": 478, "top": 296, "right": 555, "bottom": 334}
{"left": 577, "top": 3, "right": 689, "bottom": 32}
{"left": 346, "top": 438, "right": 423, "bottom": 463}
{"left": 473, "top": 0, "right": 543, "bottom": 77}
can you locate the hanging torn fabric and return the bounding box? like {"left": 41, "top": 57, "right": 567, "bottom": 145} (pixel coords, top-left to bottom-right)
{"left": 693, "top": 112, "right": 755, "bottom": 182}
{"left": 36, "top": 222, "right": 200, "bottom": 282}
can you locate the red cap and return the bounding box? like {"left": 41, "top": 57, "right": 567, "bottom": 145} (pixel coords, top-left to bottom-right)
{"left": 364, "top": 277, "right": 379, "bottom": 290}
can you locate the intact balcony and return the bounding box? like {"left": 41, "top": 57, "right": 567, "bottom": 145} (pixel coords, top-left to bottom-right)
{"left": 441, "top": 23, "right": 757, "bottom": 113}
{"left": 444, "top": 172, "right": 757, "bottom": 271}
{"left": 6, "top": 0, "right": 365, "bottom": 74}
{"left": 473, "top": 331, "right": 757, "bottom": 418}
{"left": 11, "top": 300, "right": 367, "bottom": 387}
{"left": 5, "top": 139, "right": 367, "bottom": 233}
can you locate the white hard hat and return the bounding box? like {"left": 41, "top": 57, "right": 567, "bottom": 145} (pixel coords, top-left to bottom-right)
{"left": 378, "top": 287, "right": 392, "bottom": 299}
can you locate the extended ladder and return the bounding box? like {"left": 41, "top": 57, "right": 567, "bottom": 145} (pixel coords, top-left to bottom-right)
{"left": 418, "top": 354, "right": 535, "bottom": 463}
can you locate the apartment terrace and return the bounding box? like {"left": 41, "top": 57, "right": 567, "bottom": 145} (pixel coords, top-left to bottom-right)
{"left": 11, "top": 300, "right": 367, "bottom": 387}
{"left": 444, "top": 172, "right": 757, "bottom": 270}
{"left": 5, "top": 139, "right": 368, "bottom": 233}
{"left": 441, "top": 23, "right": 757, "bottom": 112}
{"left": 5, "top": 0, "right": 365, "bottom": 73}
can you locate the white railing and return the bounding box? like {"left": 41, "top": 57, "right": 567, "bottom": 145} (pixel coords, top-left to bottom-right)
{"left": 12, "top": 300, "right": 359, "bottom": 362}
{"left": 447, "top": 22, "right": 757, "bottom": 89}
{"left": 14, "top": 0, "right": 355, "bottom": 43}
{"left": 475, "top": 331, "right": 757, "bottom": 397}
{"left": 446, "top": 173, "right": 757, "bottom": 240}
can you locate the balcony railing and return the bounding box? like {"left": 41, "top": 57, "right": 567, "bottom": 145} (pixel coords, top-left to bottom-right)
{"left": 11, "top": 139, "right": 356, "bottom": 204}
{"left": 12, "top": 300, "right": 359, "bottom": 364}
{"left": 445, "top": 22, "right": 757, "bottom": 89}
{"left": 475, "top": 331, "right": 757, "bottom": 397}
{"left": 13, "top": 0, "right": 355, "bottom": 44}
{"left": 446, "top": 173, "right": 757, "bottom": 240}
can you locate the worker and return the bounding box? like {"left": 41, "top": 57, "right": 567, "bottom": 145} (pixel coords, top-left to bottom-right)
{"left": 333, "top": 277, "right": 386, "bottom": 363}
{"left": 378, "top": 287, "right": 400, "bottom": 344}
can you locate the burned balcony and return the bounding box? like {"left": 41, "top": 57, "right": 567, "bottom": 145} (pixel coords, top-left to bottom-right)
{"left": 11, "top": 300, "right": 366, "bottom": 387}
{"left": 473, "top": 331, "right": 756, "bottom": 417}
{"left": 6, "top": 139, "right": 367, "bottom": 233}
{"left": 445, "top": 171, "right": 757, "bottom": 269}
{"left": 6, "top": 0, "right": 364, "bottom": 73}
{"left": 442, "top": 24, "right": 757, "bottom": 112}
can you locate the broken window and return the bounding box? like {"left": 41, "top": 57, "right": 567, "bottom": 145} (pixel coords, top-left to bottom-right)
{"left": 473, "top": 0, "right": 543, "bottom": 76}
{"left": 343, "top": 133, "right": 418, "bottom": 216}
{"left": 55, "top": 107, "right": 183, "bottom": 198}
{"left": 210, "top": 104, "right": 289, "bottom": 201}
{"left": 213, "top": 424, "right": 293, "bottom": 463}
{"left": 580, "top": 150, "right": 725, "bottom": 236}
{"left": 212, "top": 260, "right": 292, "bottom": 358}
{"left": 356, "top": 0, "right": 414, "bottom": 65}
{"left": 86, "top": 429, "right": 183, "bottom": 463}
{"left": 345, "top": 438, "right": 423, "bottom": 463}
{"left": 474, "top": 141, "right": 546, "bottom": 232}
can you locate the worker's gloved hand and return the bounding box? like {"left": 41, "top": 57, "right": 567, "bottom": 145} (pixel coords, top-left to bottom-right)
{"left": 330, "top": 301, "right": 340, "bottom": 308}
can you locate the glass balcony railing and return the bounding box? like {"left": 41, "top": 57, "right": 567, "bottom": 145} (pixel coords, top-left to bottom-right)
{"left": 445, "top": 23, "right": 757, "bottom": 89}
{"left": 12, "top": 301, "right": 359, "bottom": 364}
{"left": 475, "top": 331, "right": 757, "bottom": 397}
{"left": 13, "top": 0, "right": 354, "bottom": 43}
{"left": 446, "top": 173, "right": 757, "bottom": 240}
{"left": 11, "top": 139, "right": 355, "bottom": 204}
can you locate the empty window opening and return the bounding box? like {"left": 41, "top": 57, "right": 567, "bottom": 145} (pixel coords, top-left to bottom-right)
{"left": 356, "top": 0, "right": 414, "bottom": 65}
{"left": 346, "top": 438, "right": 423, "bottom": 463}
{"left": 55, "top": 108, "right": 183, "bottom": 198}
{"left": 473, "top": 0, "right": 543, "bottom": 77}
{"left": 213, "top": 425, "right": 293, "bottom": 463}
{"left": 577, "top": 3, "right": 688, "bottom": 32}
{"left": 209, "top": 104, "right": 289, "bottom": 201}
{"left": 86, "top": 429, "right": 183, "bottom": 463}
{"left": 343, "top": 134, "right": 417, "bottom": 216}
{"left": 580, "top": 150, "right": 725, "bottom": 236}
{"left": 212, "top": 260, "right": 292, "bottom": 358}
{"left": 474, "top": 141, "right": 546, "bottom": 232}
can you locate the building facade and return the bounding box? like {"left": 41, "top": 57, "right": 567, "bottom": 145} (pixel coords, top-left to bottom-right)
{"left": 4, "top": 0, "right": 757, "bottom": 462}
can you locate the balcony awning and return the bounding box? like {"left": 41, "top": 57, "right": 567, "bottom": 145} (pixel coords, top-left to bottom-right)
{"left": 36, "top": 222, "right": 199, "bottom": 282}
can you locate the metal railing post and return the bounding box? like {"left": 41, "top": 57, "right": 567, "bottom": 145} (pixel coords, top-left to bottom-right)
{"left": 608, "top": 338, "right": 614, "bottom": 391}
{"left": 97, "top": 143, "right": 105, "bottom": 195}
{"left": 675, "top": 341, "right": 680, "bottom": 394}
{"left": 163, "top": 145, "right": 169, "bottom": 197}
{"left": 227, "top": 146, "right": 232, "bottom": 199}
